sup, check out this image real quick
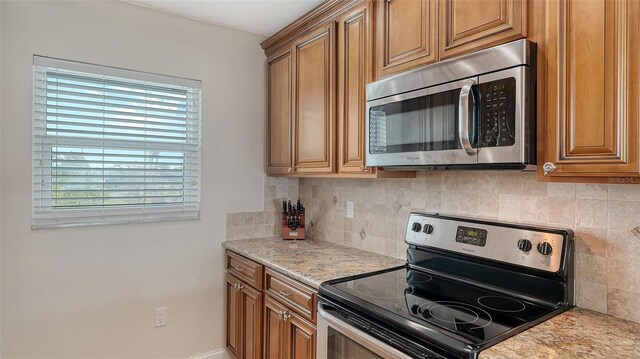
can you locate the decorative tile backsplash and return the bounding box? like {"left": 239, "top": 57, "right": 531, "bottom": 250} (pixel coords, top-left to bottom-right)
{"left": 226, "top": 171, "right": 640, "bottom": 323}
{"left": 298, "top": 172, "right": 640, "bottom": 322}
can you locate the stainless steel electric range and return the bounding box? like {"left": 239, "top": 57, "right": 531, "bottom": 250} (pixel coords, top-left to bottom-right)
{"left": 317, "top": 213, "right": 574, "bottom": 359}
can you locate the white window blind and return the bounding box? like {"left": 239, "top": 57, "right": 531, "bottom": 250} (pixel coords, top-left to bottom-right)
{"left": 32, "top": 56, "right": 202, "bottom": 228}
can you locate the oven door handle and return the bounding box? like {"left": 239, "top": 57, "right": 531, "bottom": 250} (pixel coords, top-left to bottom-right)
{"left": 458, "top": 78, "right": 477, "bottom": 156}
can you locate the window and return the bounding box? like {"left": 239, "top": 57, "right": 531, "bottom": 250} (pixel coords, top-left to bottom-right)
{"left": 32, "top": 56, "right": 201, "bottom": 228}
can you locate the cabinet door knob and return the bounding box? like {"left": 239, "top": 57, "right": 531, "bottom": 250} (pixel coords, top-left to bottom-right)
{"left": 543, "top": 162, "right": 557, "bottom": 175}
{"left": 278, "top": 310, "right": 289, "bottom": 321}
{"left": 287, "top": 168, "right": 293, "bottom": 173}
{"left": 237, "top": 284, "right": 244, "bottom": 290}
{"left": 278, "top": 289, "right": 293, "bottom": 297}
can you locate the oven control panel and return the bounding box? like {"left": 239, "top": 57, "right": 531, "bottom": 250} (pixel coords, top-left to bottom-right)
{"left": 405, "top": 212, "right": 570, "bottom": 273}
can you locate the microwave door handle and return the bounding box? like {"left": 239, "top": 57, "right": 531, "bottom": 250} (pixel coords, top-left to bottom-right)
{"left": 458, "top": 79, "right": 477, "bottom": 156}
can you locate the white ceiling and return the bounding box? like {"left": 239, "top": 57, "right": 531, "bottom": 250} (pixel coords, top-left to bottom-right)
{"left": 123, "top": 0, "right": 325, "bottom": 37}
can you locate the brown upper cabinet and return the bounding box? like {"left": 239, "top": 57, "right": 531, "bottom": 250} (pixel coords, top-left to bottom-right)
{"left": 265, "top": 22, "right": 338, "bottom": 176}
{"left": 376, "top": 0, "right": 437, "bottom": 78}
{"left": 338, "top": 2, "right": 374, "bottom": 174}
{"left": 292, "top": 23, "right": 336, "bottom": 174}
{"left": 263, "top": 0, "right": 640, "bottom": 183}
{"left": 264, "top": 3, "right": 412, "bottom": 178}
{"left": 267, "top": 46, "right": 294, "bottom": 175}
{"left": 438, "top": 0, "right": 527, "bottom": 59}
{"left": 336, "top": 1, "right": 413, "bottom": 178}
{"left": 539, "top": 0, "right": 640, "bottom": 182}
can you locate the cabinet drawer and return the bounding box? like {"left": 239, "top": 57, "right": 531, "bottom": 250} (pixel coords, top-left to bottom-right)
{"left": 265, "top": 268, "right": 316, "bottom": 323}
{"left": 226, "top": 251, "right": 263, "bottom": 290}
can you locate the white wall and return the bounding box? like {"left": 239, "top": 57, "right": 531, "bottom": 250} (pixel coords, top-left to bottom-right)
{"left": 1, "top": 1, "right": 266, "bottom": 358}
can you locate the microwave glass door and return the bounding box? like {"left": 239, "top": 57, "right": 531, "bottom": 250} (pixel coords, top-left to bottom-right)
{"left": 369, "top": 89, "right": 463, "bottom": 154}
{"left": 366, "top": 78, "right": 479, "bottom": 167}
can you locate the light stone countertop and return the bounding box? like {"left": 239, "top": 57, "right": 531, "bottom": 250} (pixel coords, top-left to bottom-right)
{"left": 480, "top": 307, "right": 640, "bottom": 359}
{"left": 222, "top": 237, "right": 404, "bottom": 289}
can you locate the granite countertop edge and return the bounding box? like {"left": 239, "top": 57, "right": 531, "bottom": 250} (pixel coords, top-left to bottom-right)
{"left": 222, "top": 240, "right": 324, "bottom": 289}
{"left": 222, "top": 237, "right": 405, "bottom": 290}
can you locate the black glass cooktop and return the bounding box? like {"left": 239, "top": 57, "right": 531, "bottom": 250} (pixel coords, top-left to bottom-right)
{"left": 329, "top": 267, "right": 558, "bottom": 346}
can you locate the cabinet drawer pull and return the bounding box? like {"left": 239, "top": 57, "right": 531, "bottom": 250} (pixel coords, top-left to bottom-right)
{"left": 232, "top": 266, "right": 245, "bottom": 272}
{"left": 278, "top": 289, "right": 293, "bottom": 297}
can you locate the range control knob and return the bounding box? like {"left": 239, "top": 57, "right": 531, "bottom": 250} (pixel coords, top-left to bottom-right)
{"left": 411, "top": 222, "right": 422, "bottom": 233}
{"left": 517, "top": 239, "right": 532, "bottom": 252}
{"left": 537, "top": 242, "right": 553, "bottom": 256}
{"left": 422, "top": 224, "right": 434, "bottom": 234}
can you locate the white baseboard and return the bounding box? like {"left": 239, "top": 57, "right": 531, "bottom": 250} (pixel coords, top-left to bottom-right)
{"left": 186, "top": 348, "right": 231, "bottom": 359}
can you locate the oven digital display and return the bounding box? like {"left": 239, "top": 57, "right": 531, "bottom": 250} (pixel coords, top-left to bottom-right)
{"left": 455, "top": 226, "right": 488, "bottom": 247}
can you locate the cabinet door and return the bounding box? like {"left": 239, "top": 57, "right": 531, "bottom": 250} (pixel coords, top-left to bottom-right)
{"left": 267, "top": 46, "right": 294, "bottom": 175}
{"left": 292, "top": 23, "right": 336, "bottom": 174}
{"left": 337, "top": 2, "right": 374, "bottom": 175}
{"left": 285, "top": 311, "right": 317, "bottom": 359}
{"left": 376, "top": 0, "right": 437, "bottom": 78}
{"left": 439, "top": 0, "right": 526, "bottom": 59}
{"left": 542, "top": 0, "right": 639, "bottom": 179}
{"left": 226, "top": 274, "right": 242, "bottom": 358}
{"left": 241, "top": 284, "right": 263, "bottom": 359}
{"left": 264, "top": 296, "right": 288, "bottom": 359}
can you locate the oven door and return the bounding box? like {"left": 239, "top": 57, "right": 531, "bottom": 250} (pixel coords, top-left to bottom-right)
{"left": 365, "top": 78, "right": 479, "bottom": 168}
{"left": 317, "top": 303, "right": 413, "bottom": 359}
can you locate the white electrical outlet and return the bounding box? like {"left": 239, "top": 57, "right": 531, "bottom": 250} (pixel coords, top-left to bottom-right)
{"left": 346, "top": 201, "right": 354, "bottom": 219}
{"left": 155, "top": 307, "right": 167, "bottom": 328}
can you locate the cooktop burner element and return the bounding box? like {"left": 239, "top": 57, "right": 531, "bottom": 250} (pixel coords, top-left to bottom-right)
{"left": 421, "top": 301, "right": 491, "bottom": 327}
{"left": 319, "top": 212, "right": 575, "bottom": 359}
{"left": 478, "top": 295, "right": 526, "bottom": 313}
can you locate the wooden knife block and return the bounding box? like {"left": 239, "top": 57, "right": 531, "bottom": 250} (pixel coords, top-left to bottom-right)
{"left": 281, "top": 213, "right": 305, "bottom": 240}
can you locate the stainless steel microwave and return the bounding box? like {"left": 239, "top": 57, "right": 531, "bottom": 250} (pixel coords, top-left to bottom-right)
{"left": 365, "top": 39, "right": 536, "bottom": 170}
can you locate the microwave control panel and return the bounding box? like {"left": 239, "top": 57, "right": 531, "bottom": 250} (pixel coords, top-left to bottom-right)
{"left": 478, "top": 77, "right": 516, "bottom": 147}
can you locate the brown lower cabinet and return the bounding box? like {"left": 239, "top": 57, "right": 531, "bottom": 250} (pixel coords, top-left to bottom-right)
{"left": 264, "top": 295, "right": 317, "bottom": 359}
{"left": 226, "top": 251, "right": 317, "bottom": 359}
{"left": 226, "top": 273, "right": 263, "bottom": 359}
